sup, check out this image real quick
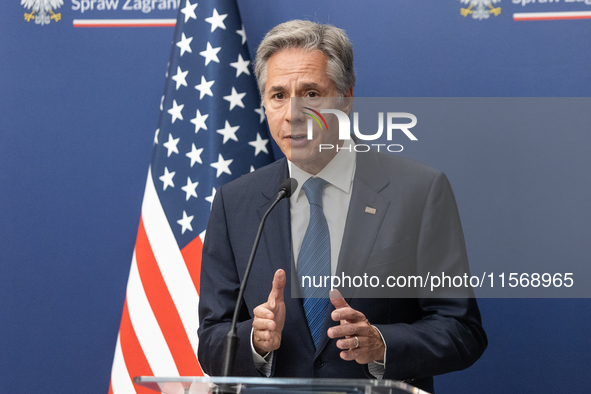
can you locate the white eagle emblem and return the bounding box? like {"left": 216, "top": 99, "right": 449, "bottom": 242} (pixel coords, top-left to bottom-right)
{"left": 460, "top": 0, "right": 502, "bottom": 20}
{"left": 22, "top": 0, "right": 64, "bottom": 25}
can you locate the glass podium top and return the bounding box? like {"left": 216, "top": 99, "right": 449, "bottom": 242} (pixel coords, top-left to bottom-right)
{"left": 133, "top": 376, "right": 429, "bottom": 394}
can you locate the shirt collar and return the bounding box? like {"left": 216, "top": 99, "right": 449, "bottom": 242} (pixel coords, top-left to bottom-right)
{"left": 288, "top": 139, "right": 356, "bottom": 202}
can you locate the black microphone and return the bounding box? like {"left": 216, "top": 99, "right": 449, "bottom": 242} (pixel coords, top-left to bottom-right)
{"left": 277, "top": 177, "right": 298, "bottom": 199}
{"left": 219, "top": 177, "right": 298, "bottom": 379}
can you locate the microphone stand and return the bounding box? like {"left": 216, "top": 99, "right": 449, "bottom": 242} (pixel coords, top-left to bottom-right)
{"left": 214, "top": 179, "right": 296, "bottom": 393}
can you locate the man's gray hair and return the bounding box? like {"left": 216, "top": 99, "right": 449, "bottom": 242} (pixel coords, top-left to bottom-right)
{"left": 254, "top": 20, "right": 356, "bottom": 101}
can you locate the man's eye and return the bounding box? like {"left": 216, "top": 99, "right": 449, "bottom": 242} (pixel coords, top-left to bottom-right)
{"left": 307, "top": 92, "right": 318, "bottom": 98}
{"left": 273, "top": 93, "right": 285, "bottom": 100}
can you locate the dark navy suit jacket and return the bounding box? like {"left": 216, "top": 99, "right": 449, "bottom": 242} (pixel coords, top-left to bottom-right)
{"left": 198, "top": 149, "right": 487, "bottom": 393}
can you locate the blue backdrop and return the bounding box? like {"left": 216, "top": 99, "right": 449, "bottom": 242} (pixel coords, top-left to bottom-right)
{"left": 1, "top": 0, "right": 590, "bottom": 393}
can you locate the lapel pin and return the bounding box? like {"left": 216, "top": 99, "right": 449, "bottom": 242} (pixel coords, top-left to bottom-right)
{"left": 365, "top": 206, "right": 376, "bottom": 215}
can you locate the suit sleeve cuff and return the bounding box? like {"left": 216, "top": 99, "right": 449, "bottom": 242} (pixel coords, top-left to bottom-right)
{"left": 368, "top": 325, "right": 387, "bottom": 380}
{"left": 251, "top": 328, "right": 273, "bottom": 376}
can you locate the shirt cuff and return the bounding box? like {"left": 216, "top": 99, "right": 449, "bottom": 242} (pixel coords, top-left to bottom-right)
{"left": 251, "top": 328, "right": 273, "bottom": 377}
{"left": 368, "top": 326, "right": 387, "bottom": 380}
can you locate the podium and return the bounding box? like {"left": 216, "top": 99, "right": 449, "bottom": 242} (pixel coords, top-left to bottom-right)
{"left": 134, "top": 376, "right": 429, "bottom": 394}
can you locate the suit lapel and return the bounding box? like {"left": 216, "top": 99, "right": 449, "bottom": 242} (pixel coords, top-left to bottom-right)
{"left": 257, "top": 159, "right": 316, "bottom": 356}
{"left": 257, "top": 159, "right": 290, "bottom": 278}
{"left": 336, "top": 150, "right": 390, "bottom": 290}
{"left": 315, "top": 150, "right": 390, "bottom": 356}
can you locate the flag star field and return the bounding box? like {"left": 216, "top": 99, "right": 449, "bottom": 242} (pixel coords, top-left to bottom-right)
{"left": 152, "top": 0, "right": 273, "bottom": 250}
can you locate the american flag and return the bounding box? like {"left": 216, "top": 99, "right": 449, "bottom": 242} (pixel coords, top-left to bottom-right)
{"left": 108, "top": 1, "right": 274, "bottom": 392}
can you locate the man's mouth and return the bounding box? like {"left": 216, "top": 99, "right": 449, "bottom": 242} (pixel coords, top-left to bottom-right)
{"left": 290, "top": 134, "right": 306, "bottom": 141}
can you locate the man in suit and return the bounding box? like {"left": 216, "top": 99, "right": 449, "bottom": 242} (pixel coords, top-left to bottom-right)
{"left": 197, "top": 20, "right": 487, "bottom": 393}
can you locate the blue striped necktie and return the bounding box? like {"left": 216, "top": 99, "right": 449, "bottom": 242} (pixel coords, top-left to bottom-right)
{"left": 297, "top": 177, "right": 331, "bottom": 348}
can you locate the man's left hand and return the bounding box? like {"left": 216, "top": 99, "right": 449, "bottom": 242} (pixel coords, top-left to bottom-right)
{"left": 327, "top": 290, "right": 386, "bottom": 364}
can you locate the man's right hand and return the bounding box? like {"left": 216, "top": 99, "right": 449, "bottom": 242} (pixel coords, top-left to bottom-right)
{"left": 252, "top": 269, "right": 286, "bottom": 356}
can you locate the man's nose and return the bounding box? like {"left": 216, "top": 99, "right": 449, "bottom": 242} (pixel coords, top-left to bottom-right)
{"left": 286, "top": 98, "right": 306, "bottom": 124}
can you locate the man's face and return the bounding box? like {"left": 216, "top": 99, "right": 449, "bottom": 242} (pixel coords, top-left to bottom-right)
{"left": 263, "top": 47, "right": 353, "bottom": 175}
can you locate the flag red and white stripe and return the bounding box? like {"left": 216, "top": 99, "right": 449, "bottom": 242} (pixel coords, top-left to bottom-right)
{"left": 109, "top": 169, "right": 204, "bottom": 394}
